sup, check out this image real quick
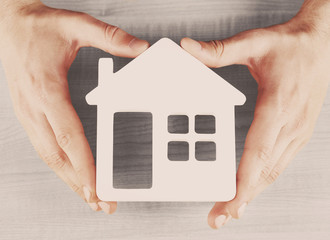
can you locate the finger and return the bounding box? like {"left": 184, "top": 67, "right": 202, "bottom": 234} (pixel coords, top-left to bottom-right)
{"left": 208, "top": 110, "right": 311, "bottom": 228}
{"left": 43, "top": 99, "right": 117, "bottom": 214}
{"left": 98, "top": 201, "right": 117, "bottom": 214}
{"left": 14, "top": 106, "right": 84, "bottom": 199}
{"left": 180, "top": 29, "right": 272, "bottom": 68}
{"left": 34, "top": 115, "right": 117, "bottom": 213}
{"left": 250, "top": 116, "right": 313, "bottom": 198}
{"left": 253, "top": 120, "right": 301, "bottom": 188}
{"left": 233, "top": 102, "right": 286, "bottom": 208}
{"left": 208, "top": 98, "right": 286, "bottom": 228}
{"left": 208, "top": 202, "right": 232, "bottom": 229}
{"left": 22, "top": 111, "right": 102, "bottom": 211}
{"left": 208, "top": 124, "right": 295, "bottom": 229}
{"left": 44, "top": 102, "right": 97, "bottom": 201}
{"left": 66, "top": 12, "right": 149, "bottom": 57}
{"left": 255, "top": 137, "right": 309, "bottom": 197}
{"left": 40, "top": 85, "right": 102, "bottom": 202}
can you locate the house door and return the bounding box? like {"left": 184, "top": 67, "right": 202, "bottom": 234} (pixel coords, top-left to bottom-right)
{"left": 112, "top": 112, "right": 152, "bottom": 189}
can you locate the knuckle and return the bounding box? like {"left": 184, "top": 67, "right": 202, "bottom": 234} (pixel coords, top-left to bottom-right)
{"left": 70, "top": 183, "right": 81, "bottom": 193}
{"left": 43, "top": 151, "right": 67, "bottom": 170}
{"left": 281, "top": 119, "right": 307, "bottom": 140}
{"left": 104, "top": 24, "right": 119, "bottom": 46}
{"left": 38, "top": 82, "right": 69, "bottom": 107}
{"left": 292, "top": 116, "right": 309, "bottom": 135}
{"left": 259, "top": 164, "right": 272, "bottom": 183}
{"left": 256, "top": 147, "right": 272, "bottom": 164}
{"left": 284, "top": 113, "right": 311, "bottom": 139}
{"left": 254, "top": 147, "right": 274, "bottom": 183}
{"left": 210, "top": 40, "right": 224, "bottom": 56}
{"left": 209, "top": 40, "right": 224, "bottom": 66}
{"left": 56, "top": 132, "right": 72, "bottom": 149}
{"left": 265, "top": 167, "right": 281, "bottom": 185}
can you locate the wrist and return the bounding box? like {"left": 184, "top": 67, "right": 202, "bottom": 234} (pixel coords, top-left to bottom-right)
{"left": 1, "top": 0, "right": 41, "bottom": 12}
{"left": 0, "top": 0, "right": 42, "bottom": 22}
{"left": 0, "top": 0, "right": 44, "bottom": 53}
{"left": 289, "top": 0, "right": 330, "bottom": 40}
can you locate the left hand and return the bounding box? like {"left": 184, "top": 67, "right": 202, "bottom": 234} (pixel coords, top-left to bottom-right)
{"left": 0, "top": 1, "right": 149, "bottom": 214}
{"left": 181, "top": 0, "right": 330, "bottom": 229}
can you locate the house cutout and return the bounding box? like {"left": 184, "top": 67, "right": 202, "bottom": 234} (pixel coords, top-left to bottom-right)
{"left": 86, "top": 38, "right": 246, "bottom": 201}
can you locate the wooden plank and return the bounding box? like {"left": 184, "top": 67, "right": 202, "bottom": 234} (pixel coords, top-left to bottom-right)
{"left": 1, "top": 0, "right": 330, "bottom": 239}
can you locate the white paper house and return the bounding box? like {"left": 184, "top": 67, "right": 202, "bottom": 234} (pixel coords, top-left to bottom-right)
{"left": 86, "top": 38, "right": 246, "bottom": 201}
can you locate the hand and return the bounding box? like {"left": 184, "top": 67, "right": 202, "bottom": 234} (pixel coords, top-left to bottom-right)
{"left": 181, "top": 0, "right": 330, "bottom": 229}
{"left": 0, "top": 1, "right": 149, "bottom": 213}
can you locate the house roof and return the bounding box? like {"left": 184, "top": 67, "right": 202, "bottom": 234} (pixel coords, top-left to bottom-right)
{"left": 86, "top": 38, "right": 246, "bottom": 108}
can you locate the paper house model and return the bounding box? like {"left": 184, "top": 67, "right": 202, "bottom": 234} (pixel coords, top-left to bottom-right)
{"left": 86, "top": 38, "right": 246, "bottom": 201}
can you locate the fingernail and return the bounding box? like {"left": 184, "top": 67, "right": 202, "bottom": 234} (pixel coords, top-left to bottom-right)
{"left": 88, "top": 202, "right": 99, "bottom": 211}
{"left": 225, "top": 215, "right": 233, "bottom": 224}
{"left": 98, "top": 201, "right": 111, "bottom": 214}
{"left": 83, "top": 186, "right": 91, "bottom": 202}
{"left": 215, "top": 215, "right": 227, "bottom": 228}
{"left": 186, "top": 38, "right": 202, "bottom": 51}
{"left": 238, "top": 202, "right": 247, "bottom": 218}
{"left": 129, "top": 38, "right": 149, "bottom": 51}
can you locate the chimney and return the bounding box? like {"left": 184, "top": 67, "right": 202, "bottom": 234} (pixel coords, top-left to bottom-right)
{"left": 85, "top": 58, "right": 113, "bottom": 105}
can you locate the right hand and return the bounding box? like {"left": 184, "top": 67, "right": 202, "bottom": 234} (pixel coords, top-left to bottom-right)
{"left": 0, "top": 1, "right": 149, "bottom": 213}
{"left": 181, "top": 0, "right": 330, "bottom": 228}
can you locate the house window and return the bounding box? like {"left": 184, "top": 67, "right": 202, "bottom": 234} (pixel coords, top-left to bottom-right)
{"left": 168, "top": 141, "right": 189, "bottom": 161}
{"left": 168, "top": 115, "right": 189, "bottom": 133}
{"left": 195, "top": 115, "right": 216, "bottom": 133}
{"left": 195, "top": 141, "right": 216, "bottom": 161}
{"left": 167, "top": 115, "right": 216, "bottom": 161}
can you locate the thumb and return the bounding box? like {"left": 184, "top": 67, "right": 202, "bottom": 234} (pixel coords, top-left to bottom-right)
{"left": 67, "top": 12, "right": 149, "bottom": 58}
{"left": 180, "top": 29, "right": 270, "bottom": 68}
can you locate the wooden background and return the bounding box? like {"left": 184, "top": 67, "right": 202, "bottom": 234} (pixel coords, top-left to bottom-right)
{"left": 1, "top": 0, "right": 330, "bottom": 239}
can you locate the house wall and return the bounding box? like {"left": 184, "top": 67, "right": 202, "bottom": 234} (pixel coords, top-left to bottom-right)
{"left": 96, "top": 107, "right": 237, "bottom": 201}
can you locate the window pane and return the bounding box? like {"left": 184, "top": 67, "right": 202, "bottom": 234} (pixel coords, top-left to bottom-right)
{"left": 195, "top": 141, "right": 216, "bottom": 161}
{"left": 195, "top": 115, "right": 215, "bottom": 134}
{"left": 113, "top": 112, "right": 152, "bottom": 189}
{"left": 168, "top": 141, "right": 189, "bottom": 161}
{"left": 168, "top": 115, "right": 189, "bottom": 134}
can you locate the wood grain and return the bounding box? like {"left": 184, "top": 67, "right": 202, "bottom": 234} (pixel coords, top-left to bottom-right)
{"left": 113, "top": 112, "right": 153, "bottom": 189}
{"left": 1, "top": 0, "right": 330, "bottom": 239}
